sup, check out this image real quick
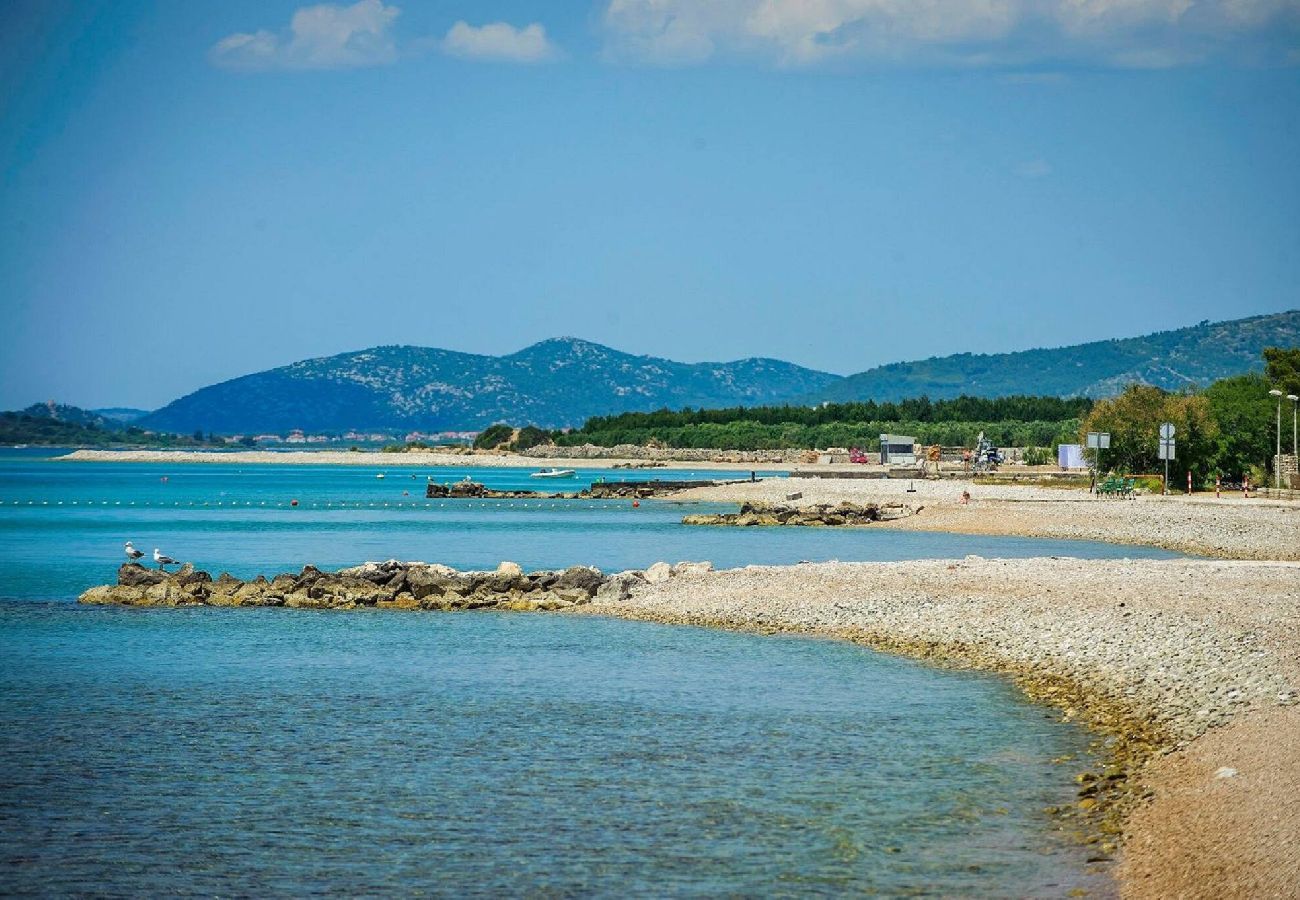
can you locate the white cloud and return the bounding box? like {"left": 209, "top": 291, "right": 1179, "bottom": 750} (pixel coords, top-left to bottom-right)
{"left": 441, "top": 21, "right": 558, "bottom": 63}
{"left": 210, "top": 0, "right": 400, "bottom": 71}
{"left": 600, "top": 0, "right": 1300, "bottom": 67}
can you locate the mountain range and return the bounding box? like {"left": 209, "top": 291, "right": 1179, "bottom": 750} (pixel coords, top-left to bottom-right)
{"left": 140, "top": 339, "right": 841, "bottom": 434}
{"left": 105, "top": 309, "right": 1300, "bottom": 434}
{"left": 818, "top": 310, "right": 1299, "bottom": 403}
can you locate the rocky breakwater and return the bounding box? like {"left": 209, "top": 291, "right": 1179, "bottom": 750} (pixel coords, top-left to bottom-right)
{"left": 425, "top": 480, "right": 577, "bottom": 500}
{"left": 682, "top": 500, "right": 915, "bottom": 526}
{"left": 78, "top": 559, "right": 716, "bottom": 612}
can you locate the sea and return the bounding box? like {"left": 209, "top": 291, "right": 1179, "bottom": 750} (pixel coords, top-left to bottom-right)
{"left": 1, "top": 448, "right": 1171, "bottom": 895}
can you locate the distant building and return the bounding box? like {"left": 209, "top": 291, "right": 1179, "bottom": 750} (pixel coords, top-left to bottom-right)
{"left": 879, "top": 434, "right": 917, "bottom": 466}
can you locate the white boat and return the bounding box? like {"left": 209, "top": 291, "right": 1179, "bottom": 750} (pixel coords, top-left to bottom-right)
{"left": 376, "top": 473, "right": 386, "bottom": 479}
{"left": 530, "top": 468, "right": 576, "bottom": 479}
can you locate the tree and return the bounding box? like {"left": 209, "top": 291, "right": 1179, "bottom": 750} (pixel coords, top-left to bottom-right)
{"left": 473, "top": 423, "right": 513, "bottom": 450}
{"left": 1263, "top": 346, "right": 1300, "bottom": 396}
{"left": 1203, "top": 374, "right": 1273, "bottom": 481}
{"left": 510, "top": 425, "right": 552, "bottom": 451}
{"left": 1080, "top": 384, "right": 1217, "bottom": 486}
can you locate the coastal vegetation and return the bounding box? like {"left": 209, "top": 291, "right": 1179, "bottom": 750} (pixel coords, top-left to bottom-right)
{"left": 554, "top": 395, "right": 1090, "bottom": 452}
{"left": 0, "top": 406, "right": 220, "bottom": 449}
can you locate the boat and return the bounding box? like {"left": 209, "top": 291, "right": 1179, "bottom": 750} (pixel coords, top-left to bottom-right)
{"left": 530, "top": 468, "right": 576, "bottom": 479}
{"left": 376, "top": 473, "right": 386, "bottom": 479}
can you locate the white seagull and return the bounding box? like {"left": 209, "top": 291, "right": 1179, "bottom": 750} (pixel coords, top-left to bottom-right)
{"left": 154, "top": 548, "right": 179, "bottom": 570}
{"left": 124, "top": 541, "right": 145, "bottom": 562}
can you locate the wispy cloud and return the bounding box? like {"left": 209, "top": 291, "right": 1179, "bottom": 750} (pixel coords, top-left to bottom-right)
{"left": 1014, "top": 158, "right": 1053, "bottom": 179}
{"left": 600, "top": 0, "right": 1300, "bottom": 68}
{"left": 441, "top": 21, "right": 559, "bottom": 63}
{"left": 209, "top": 0, "right": 400, "bottom": 71}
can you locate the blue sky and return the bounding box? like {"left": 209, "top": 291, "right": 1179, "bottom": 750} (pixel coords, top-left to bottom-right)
{"left": 2, "top": 0, "right": 1298, "bottom": 409}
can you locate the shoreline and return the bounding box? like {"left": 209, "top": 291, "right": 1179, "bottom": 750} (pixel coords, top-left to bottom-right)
{"left": 76, "top": 553, "right": 1300, "bottom": 896}
{"left": 579, "top": 557, "right": 1300, "bottom": 899}
{"left": 669, "top": 476, "right": 1300, "bottom": 562}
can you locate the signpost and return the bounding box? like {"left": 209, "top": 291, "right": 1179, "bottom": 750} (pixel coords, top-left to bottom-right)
{"left": 1086, "top": 431, "right": 1110, "bottom": 493}
{"left": 1158, "top": 423, "right": 1175, "bottom": 494}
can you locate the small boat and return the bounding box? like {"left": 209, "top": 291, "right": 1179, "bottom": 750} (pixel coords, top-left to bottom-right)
{"left": 375, "top": 473, "right": 386, "bottom": 479}
{"left": 530, "top": 468, "right": 576, "bottom": 479}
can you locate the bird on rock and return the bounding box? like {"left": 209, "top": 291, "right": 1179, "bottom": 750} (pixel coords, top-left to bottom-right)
{"left": 124, "top": 541, "right": 144, "bottom": 562}
{"left": 154, "top": 548, "right": 179, "bottom": 570}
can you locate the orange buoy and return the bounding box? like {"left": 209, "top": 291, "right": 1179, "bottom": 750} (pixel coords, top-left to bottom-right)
{"left": 632, "top": 500, "right": 640, "bottom": 508}
{"left": 290, "top": 499, "right": 299, "bottom": 507}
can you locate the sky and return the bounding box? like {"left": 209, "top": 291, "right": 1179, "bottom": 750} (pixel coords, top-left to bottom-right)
{"left": 1, "top": 0, "right": 1298, "bottom": 410}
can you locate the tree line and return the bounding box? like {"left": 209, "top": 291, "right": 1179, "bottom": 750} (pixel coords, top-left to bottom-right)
{"left": 452, "top": 346, "right": 1300, "bottom": 486}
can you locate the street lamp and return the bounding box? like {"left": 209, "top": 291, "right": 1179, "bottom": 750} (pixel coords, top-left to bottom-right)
{"left": 1270, "top": 389, "right": 1284, "bottom": 488}
{"left": 1290, "top": 393, "right": 1299, "bottom": 470}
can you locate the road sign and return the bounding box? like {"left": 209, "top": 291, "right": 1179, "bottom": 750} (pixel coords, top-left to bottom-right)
{"left": 1159, "top": 439, "right": 1175, "bottom": 460}
{"left": 1160, "top": 423, "right": 1175, "bottom": 440}
{"left": 1086, "top": 432, "right": 1110, "bottom": 449}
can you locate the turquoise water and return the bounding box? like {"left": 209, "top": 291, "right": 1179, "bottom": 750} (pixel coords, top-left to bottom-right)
{"left": 0, "top": 450, "right": 1176, "bottom": 600}
{"left": 0, "top": 450, "right": 1143, "bottom": 894}
{"left": 1, "top": 605, "right": 1107, "bottom": 896}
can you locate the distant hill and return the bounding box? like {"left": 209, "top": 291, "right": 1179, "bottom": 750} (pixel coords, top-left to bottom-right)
{"left": 140, "top": 338, "right": 841, "bottom": 434}
{"left": 92, "top": 407, "right": 150, "bottom": 425}
{"left": 1, "top": 403, "right": 214, "bottom": 447}
{"left": 21, "top": 401, "right": 120, "bottom": 430}
{"left": 815, "top": 310, "right": 1300, "bottom": 404}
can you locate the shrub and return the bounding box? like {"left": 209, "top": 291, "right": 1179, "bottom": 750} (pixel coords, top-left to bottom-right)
{"left": 473, "top": 423, "right": 513, "bottom": 450}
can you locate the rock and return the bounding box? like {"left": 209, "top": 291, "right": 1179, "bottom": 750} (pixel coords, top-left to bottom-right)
{"left": 671, "top": 561, "right": 714, "bottom": 577}
{"left": 405, "top": 567, "right": 447, "bottom": 600}
{"left": 682, "top": 502, "right": 894, "bottom": 528}
{"left": 144, "top": 582, "right": 191, "bottom": 606}
{"left": 117, "top": 563, "right": 168, "bottom": 587}
{"left": 555, "top": 565, "right": 604, "bottom": 596}
{"left": 1214, "top": 766, "right": 1239, "bottom": 779}
{"left": 595, "top": 573, "right": 641, "bottom": 602}
{"left": 645, "top": 562, "right": 673, "bottom": 584}
{"left": 80, "top": 559, "right": 610, "bottom": 615}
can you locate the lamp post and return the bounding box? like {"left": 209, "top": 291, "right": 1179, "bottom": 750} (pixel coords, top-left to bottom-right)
{"left": 1270, "top": 389, "right": 1284, "bottom": 488}
{"left": 1284, "top": 390, "right": 1294, "bottom": 481}
{"left": 1290, "top": 394, "right": 1299, "bottom": 482}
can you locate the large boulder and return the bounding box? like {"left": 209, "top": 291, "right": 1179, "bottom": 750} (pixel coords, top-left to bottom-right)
{"left": 644, "top": 562, "right": 673, "bottom": 584}
{"left": 117, "top": 563, "right": 168, "bottom": 587}
{"left": 555, "top": 565, "right": 604, "bottom": 596}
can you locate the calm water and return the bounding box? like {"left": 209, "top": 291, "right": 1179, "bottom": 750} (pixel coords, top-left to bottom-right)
{"left": 0, "top": 450, "right": 1144, "bottom": 895}
{"left": 0, "top": 450, "right": 1175, "bottom": 600}
{"left": 1, "top": 606, "right": 1107, "bottom": 896}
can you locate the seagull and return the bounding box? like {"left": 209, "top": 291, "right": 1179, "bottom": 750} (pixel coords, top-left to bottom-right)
{"left": 124, "top": 541, "right": 145, "bottom": 562}
{"left": 154, "top": 548, "right": 179, "bottom": 570}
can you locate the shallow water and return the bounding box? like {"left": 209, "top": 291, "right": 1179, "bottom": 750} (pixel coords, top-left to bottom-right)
{"left": 0, "top": 451, "right": 1134, "bottom": 895}
{"left": 0, "top": 604, "right": 1108, "bottom": 896}
{"left": 0, "top": 451, "right": 1176, "bottom": 600}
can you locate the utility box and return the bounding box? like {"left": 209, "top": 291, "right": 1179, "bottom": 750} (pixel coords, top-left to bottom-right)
{"left": 880, "top": 434, "right": 917, "bottom": 466}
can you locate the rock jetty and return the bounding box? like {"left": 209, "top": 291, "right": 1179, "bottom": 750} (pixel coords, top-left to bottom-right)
{"left": 424, "top": 480, "right": 576, "bottom": 500}
{"left": 682, "top": 500, "right": 914, "bottom": 526}
{"left": 78, "top": 560, "right": 715, "bottom": 612}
